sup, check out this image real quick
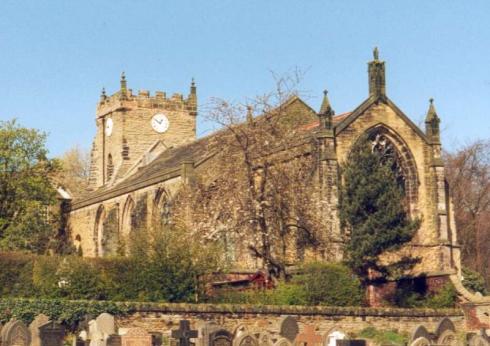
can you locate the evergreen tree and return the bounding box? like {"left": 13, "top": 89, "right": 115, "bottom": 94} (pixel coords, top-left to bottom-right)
{"left": 339, "top": 135, "right": 420, "bottom": 285}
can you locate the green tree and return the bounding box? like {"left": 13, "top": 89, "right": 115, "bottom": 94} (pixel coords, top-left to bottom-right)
{"left": 0, "top": 119, "right": 58, "bottom": 253}
{"left": 339, "top": 135, "right": 419, "bottom": 285}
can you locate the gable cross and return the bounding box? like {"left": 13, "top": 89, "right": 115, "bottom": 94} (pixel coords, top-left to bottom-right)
{"left": 295, "top": 325, "right": 322, "bottom": 346}
{"left": 171, "top": 320, "right": 198, "bottom": 346}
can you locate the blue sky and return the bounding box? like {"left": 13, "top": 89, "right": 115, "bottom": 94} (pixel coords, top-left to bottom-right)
{"left": 1, "top": 1, "right": 489, "bottom": 156}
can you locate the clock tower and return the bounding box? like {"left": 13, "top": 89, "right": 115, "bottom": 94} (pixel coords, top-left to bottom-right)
{"left": 87, "top": 73, "right": 197, "bottom": 190}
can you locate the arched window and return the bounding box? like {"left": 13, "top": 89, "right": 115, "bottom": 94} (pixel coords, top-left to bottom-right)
{"left": 94, "top": 205, "right": 106, "bottom": 257}
{"left": 363, "top": 125, "right": 419, "bottom": 214}
{"left": 153, "top": 188, "right": 171, "bottom": 228}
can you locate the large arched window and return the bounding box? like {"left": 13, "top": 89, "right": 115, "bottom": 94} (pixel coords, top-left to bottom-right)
{"left": 362, "top": 125, "right": 419, "bottom": 214}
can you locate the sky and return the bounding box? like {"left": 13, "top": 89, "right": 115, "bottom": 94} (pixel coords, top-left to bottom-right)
{"left": 1, "top": 1, "right": 489, "bottom": 157}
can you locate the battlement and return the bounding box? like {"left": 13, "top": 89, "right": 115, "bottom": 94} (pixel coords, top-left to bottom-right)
{"left": 96, "top": 73, "right": 197, "bottom": 118}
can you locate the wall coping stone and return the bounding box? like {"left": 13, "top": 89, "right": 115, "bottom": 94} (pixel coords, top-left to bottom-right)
{"left": 126, "top": 302, "right": 463, "bottom": 318}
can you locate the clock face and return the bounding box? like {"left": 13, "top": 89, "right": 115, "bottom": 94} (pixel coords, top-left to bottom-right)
{"left": 105, "top": 118, "right": 113, "bottom": 136}
{"left": 151, "top": 113, "right": 169, "bottom": 133}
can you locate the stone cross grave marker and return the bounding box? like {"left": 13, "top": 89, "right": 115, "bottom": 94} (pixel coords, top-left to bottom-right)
{"left": 1, "top": 319, "right": 31, "bottom": 346}
{"left": 121, "top": 328, "right": 152, "bottom": 346}
{"left": 278, "top": 316, "right": 298, "bottom": 343}
{"left": 295, "top": 325, "right": 322, "bottom": 346}
{"left": 171, "top": 320, "right": 198, "bottom": 346}
{"left": 39, "top": 321, "right": 65, "bottom": 346}
{"left": 29, "top": 314, "right": 50, "bottom": 346}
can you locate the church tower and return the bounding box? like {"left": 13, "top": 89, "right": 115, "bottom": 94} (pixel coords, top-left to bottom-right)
{"left": 87, "top": 74, "right": 197, "bottom": 189}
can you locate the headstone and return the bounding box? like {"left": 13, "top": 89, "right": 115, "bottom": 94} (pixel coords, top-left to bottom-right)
{"left": 336, "top": 341, "right": 366, "bottom": 346}
{"left": 209, "top": 329, "right": 232, "bottom": 346}
{"left": 435, "top": 317, "right": 456, "bottom": 338}
{"left": 171, "top": 321, "right": 198, "bottom": 346}
{"left": 410, "top": 325, "right": 432, "bottom": 344}
{"left": 409, "top": 337, "right": 431, "bottom": 346}
{"left": 88, "top": 320, "right": 104, "bottom": 346}
{"left": 468, "top": 334, "right": 489, "bottom": 346}
{"left": 73, "top": 336, "right": 87, "bottom": 346}
{"left": 277, "top": 317, "right": 298, "bottom": 343}
{"left": 295, "top": 326, "right": 322, "bottom": 346}
{"left": 29, "top": 314, "right": 50, "bottom": 346}
{"left": 437, "top": 330, "right": 457, "bottom": 346}
{"left": 95, "top": 314, "right": 116, "bottom": 337}
{"left": 39, "top": 321, "right": 65, "bottom": 346}
{"left": 232, "top": 325, "right": 248, "bottom": 338}
{"left": 0, "top": 319, "right": 31, "bottom": 346}
{"left": 121, "top": 328, "right": 152, "bottom": 346}
{"left": 107, "top": 335, "right": 122, "bottom": 346}
{"left": 256, "top": 333, "right": 273, "bottom": 346}
{"left": 232, "top": 333, "right": 258, "bottom": 346}
{"left": 325, "top": 331, "right": 346, "bottom": 346}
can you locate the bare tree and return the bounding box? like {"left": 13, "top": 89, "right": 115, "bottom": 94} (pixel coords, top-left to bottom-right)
{"left": 445, "top": 140, "right": 490, "bottom": 283}
{"left": 55, "top": 145, "right": 90, "bottom": 197}
{"left": 173, "top": 76, "right": 330, "bottom": 280}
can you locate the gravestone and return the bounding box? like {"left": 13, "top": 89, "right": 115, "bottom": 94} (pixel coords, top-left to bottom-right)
{"left": 277, "top": 317, "right": 298, "bottom": 343}
{"left": 171, "top": 320, "right": 198, "bottom": 346}
{"left": 336, "top": 341, "right": 366, "bottom": 346}
{"left": 209, "top": 329, "right": 232, "bottom": 346}
{"left": 436, "top": 330, "right": 457, "bottom": 346}
{"left": 29, "top": 314, "right": 50, "bottom": 346}
{"left": 121, "top": 328, "right": 152, "bottom": 346}
{"left": 232, "top": 333, "right": 258, "bottom": 346}
{"left": 435, "top": 317, "right": 455, "bottom": 338}
{"left": 410, "top": 325, "right": 432, "bottom": 344}
{"left": 88, "top": 320, "right": 105, "bottom": 346}
{"left": 0, "top": 319, "right": 31, "bottom": 346}
{"left": 39, "top": 321, "right": 65, "bottom": 346}
{"left": 325, "top": 331, "right": 346, "bottom": 346}
{"left": 295, "top": 325, "right": 322, "bottom": 346}
{"left": 256, "top": 333, "right": 273, "bottom": 346}
{"left": 96, "top": 314, "right": 116, "bottom": 337}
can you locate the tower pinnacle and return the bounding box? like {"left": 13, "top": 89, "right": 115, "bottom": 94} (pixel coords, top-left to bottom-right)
{"left": 120, "top": 72, "right": 127, "bottom": 96}
{"left": 368, "top": 48, "right": 386, "bottom": 98}
{"left": 318, "top": 89, "right": 335, "bottom": 131}
{"left": 425, "top": 98, "right": 441, "bottom": 142}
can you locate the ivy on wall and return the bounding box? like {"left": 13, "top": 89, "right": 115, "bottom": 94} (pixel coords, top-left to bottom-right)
{"left": 102, "top": 207, "right": 119, "bottom": 256}
{"left": 130, "top": 194, "right": 147, "bottom": 231}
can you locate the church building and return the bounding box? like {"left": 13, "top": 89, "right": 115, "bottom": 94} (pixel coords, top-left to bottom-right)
{"left": 66, "top": 50, "right": 460, "bottom": 284}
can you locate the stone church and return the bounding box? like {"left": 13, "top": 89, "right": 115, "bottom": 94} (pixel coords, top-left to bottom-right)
{"left": 66, "top": 50, "right": 460, "bottom": 283}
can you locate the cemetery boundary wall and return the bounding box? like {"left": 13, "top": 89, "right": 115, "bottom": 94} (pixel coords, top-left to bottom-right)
{"left": 117, "top": 303, "right": 465, "bottom": 336}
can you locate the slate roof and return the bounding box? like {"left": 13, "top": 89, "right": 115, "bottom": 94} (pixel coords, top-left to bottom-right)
{"left": 71, "top": 96, "right": 344, "bottom": 210}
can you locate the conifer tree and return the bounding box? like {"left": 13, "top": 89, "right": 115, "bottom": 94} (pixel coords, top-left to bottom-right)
{"left": 339, "top": 135, "right": 420, "bottom": 285}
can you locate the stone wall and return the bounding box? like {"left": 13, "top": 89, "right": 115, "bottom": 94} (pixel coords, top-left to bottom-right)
{"left": 115, "top": 303, "right": 465, "bottom": 341}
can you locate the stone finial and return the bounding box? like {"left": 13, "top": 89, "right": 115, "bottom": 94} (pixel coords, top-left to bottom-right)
{"left": 100, "top": 87, "right": 107, "bottom": 101}
{"left": 188, "top": 78, "right": 197, "bottom": 116}
{"left": 318, "top": 89, "right": 334, "bottom": 131}
{"left": 425, "top": 98, "right": 441, "bottom": 142}
{"left": 120, "top": 72, "right": 127, "bottom": 95}
{"left": 373, "top": 46, "right": 379, "bottom": 60}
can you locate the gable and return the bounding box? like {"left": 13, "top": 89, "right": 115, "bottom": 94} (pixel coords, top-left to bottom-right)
{"left": 335, "top": 96, "right": 428, "bottom": 143}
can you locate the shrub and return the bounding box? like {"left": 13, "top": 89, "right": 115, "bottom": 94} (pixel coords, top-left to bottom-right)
{"left": 392, "top": 279, "right": 457, "bottom": 308}
{"left": 462, "top": 267, "right": 487, "bottom": 295}
{"left": 209, "top": 262, "right": 363, "bottom": 307}
{"left": 298, "top": 262, "right": 363, "bottom": 306}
